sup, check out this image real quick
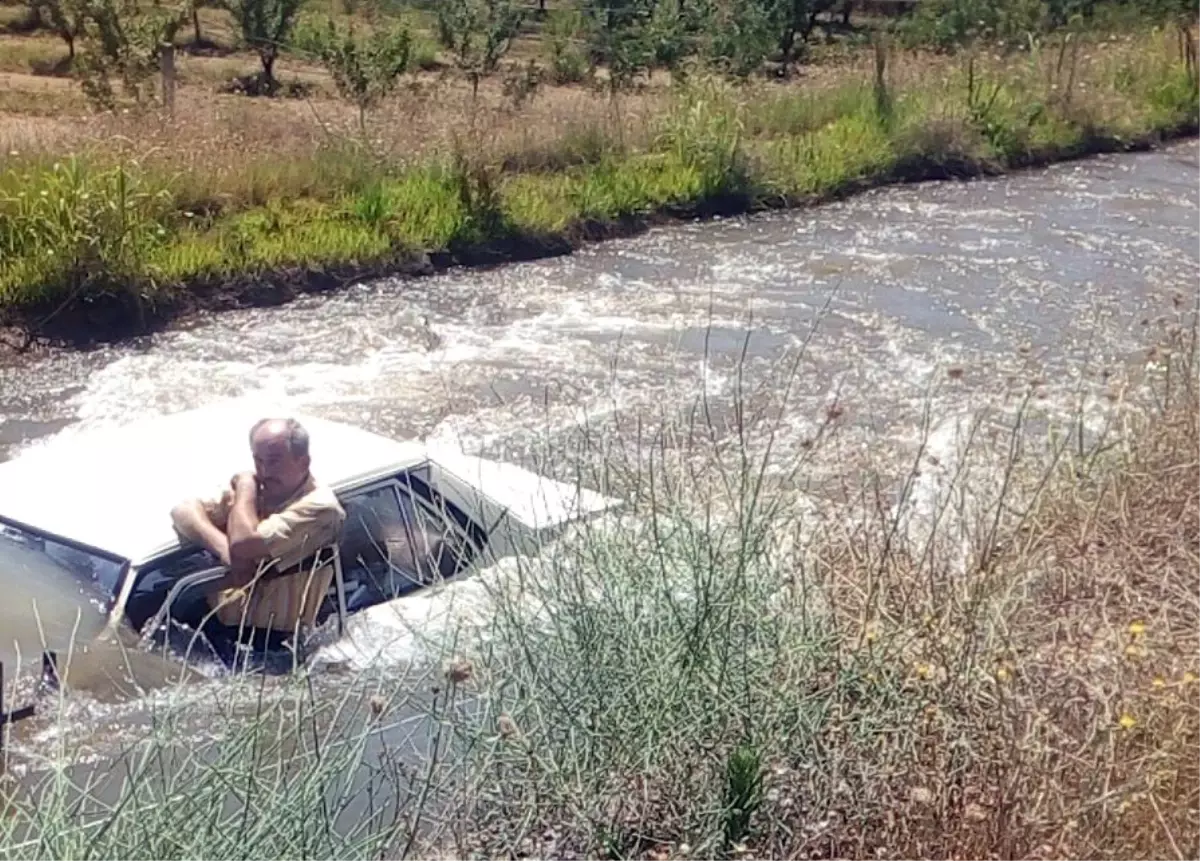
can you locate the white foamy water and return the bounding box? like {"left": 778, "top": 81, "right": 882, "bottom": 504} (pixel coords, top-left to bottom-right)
{"left": 0, "top": 143, "right": 1195, "bottom": 757}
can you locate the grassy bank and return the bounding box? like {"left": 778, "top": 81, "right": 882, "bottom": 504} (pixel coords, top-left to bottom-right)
{"left": 0, "top": 20, "right": 1197, "bottom": 347}
{"left": 0, "top": 305, "right": 1194, "bottom": 859}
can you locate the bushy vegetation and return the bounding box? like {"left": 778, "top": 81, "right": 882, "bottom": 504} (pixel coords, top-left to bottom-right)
{"left": 899, "top": 0, "right": 1196, "bottom": 50}
{"left": 0, "top": 306, "right": 1194, "bottom": 860}
{"left": 0, "top": 0, "right": 1195, "bottom": 340}
{"left": 1, "top": 19, "right": 1195, "bottom": 337}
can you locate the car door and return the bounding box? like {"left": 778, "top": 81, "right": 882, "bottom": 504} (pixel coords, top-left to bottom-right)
{"left": 334, "top": 467, "right": 481, "bottom": 616}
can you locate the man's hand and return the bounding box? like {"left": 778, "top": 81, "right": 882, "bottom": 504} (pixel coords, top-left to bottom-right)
{"left": 231, "top": 471, "right": 259, "bottom": 497}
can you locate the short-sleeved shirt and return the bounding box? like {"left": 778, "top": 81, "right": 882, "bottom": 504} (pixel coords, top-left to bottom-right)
{"left": 201, "top": 479, "right": 346, "bottom": 633}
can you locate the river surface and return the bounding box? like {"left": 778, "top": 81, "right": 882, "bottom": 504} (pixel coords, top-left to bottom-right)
{"left": 0, "top": 141, "right": 1196, "bottom": 773}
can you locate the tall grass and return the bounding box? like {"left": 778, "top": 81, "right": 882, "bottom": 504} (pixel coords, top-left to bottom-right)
{"left": 0, "top": 304, "right": 1194, "bottom": 859}
{"left": 0, "top": 666, "right": 457, "bottom": 859}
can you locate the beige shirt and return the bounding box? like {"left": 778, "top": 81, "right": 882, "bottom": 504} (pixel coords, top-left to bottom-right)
{"left": 202, "top": 479, "right": 346, "bottom": 633}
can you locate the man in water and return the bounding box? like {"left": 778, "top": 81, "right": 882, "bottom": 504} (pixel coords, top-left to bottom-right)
{"left": 170, "top": 417, "right": 346, "bottom": 647}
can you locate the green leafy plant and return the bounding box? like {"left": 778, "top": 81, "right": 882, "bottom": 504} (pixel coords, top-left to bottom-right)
{"left": 542, "top": 5, "right": 589, "bottom": 84}
{"left": 585, "top": 0, "right": 655, "bottom": 96}
{"left": 318, "top": 20, "right": 412, "bottom": 130}
{"left": 722, "top": 742, "right": 764, "bottom": 849}
{"left": 221, "top": 0, "right": 304, "bottom": 93}
{"left": 435, "top": 0, "right": 523, "bottom": 99}
{"left": 75, "top": 0, "right": 187, "bottom": 109}
{"left": 0, "top": 158, "right": 174, "bottom": 321}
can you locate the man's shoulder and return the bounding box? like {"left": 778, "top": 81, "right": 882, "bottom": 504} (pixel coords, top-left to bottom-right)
{"left": 291, "top": 481, "right": 346, "bottom": 522}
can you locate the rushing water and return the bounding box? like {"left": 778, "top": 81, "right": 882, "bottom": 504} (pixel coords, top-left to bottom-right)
{"left": 0, "top": 141, "right": 1196, "bottom": 767}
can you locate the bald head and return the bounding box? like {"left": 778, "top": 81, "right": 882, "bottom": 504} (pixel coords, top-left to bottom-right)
{"left": 249, "top": 417, "right": 312, "bottom": 500}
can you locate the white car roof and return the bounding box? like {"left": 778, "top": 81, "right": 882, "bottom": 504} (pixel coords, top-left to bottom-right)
{"left": 0, "top": 402, "right": 430, "bottom": 565}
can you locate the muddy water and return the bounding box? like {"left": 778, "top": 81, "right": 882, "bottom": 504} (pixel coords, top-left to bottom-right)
{"left": 0, "top": 142, "right": 1196, "bottom": 767}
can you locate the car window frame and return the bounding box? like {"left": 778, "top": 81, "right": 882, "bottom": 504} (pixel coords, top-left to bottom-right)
{"left": 0, "top": 513, "right": 131, "bottom": 616}
{"left": 334, "top": 467, "right": 485, "bottom": 612}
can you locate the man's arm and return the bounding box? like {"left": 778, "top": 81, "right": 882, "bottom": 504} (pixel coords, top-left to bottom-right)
{"left": 170, "top": 499, "right": 232, "bottom": 567}
{"left": 225, "top": 472, "right": 273, "bottom": 582}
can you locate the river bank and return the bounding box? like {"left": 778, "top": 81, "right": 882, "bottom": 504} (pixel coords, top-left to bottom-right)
{"left": 1, "top": 24, "right": 1197, "bottom": 353}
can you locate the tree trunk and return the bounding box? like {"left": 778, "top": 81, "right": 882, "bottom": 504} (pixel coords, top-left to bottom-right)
{"left": 841, "top": 0, "right": 852, "bottom": 26}
{"left": 261, "top": 50, "right": 276, "bottom": 91}
{"left": 192, "top": 4, "right": 202, "bottom": 45}
{"left": 778, "top": 25, "right": 796, "bottom": 74}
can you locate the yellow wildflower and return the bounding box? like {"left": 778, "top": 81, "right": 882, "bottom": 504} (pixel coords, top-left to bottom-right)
{"left": 1128, "top": 621, "right": 1146, "bottom": 637}
{"left": 1119, "top": 714, "right": 1137, "bottom": 730}
{"left": 1152, "top": 677, "right": 1166, "bottom": 688}
{"left": 996, "top": 667, "right": 1010, "bottom": 682}
{"left": 1184, "top": 672, "right": 1198, "bottom": 684}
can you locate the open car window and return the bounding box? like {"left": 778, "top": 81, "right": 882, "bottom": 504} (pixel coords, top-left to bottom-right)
{"left": 336, "top": 470, "right": 480, "bottom": 613}
{"left": 123, "top": 546, "right": 223, "bottom": 633}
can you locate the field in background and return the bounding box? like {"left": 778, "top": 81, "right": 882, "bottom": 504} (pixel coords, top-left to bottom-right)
{"left": 0, "top": 0, "right": 1195, "bottom": 342}
{"left": 0, "top": 0, "right": 1195, "bottom": 346}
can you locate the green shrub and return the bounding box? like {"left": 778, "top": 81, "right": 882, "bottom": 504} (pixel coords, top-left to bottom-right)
{"left": 0, "top": 158, "right": 174, "bottom": 310}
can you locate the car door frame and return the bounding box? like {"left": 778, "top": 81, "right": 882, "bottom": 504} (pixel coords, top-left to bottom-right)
{"left": 333, "top": 465, "right": 488, "bottom": 616}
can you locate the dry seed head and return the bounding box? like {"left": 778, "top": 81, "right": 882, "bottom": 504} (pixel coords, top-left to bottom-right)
{"left": 946, "top": 366, "right": 964, "bottom": 380}
{"left": 369, "top": 695, "right": 386, "bottom": 718}
{"left": 498, "top": 713, "right": 520, "bottom": 739}
{"left": 446, "top": 658, "right": 474, "bottom": 684}
{"left": 909, "top": 786, "right": 933, "bottom": 805}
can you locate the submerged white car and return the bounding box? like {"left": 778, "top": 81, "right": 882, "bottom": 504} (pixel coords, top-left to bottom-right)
{"left": 0, "top": 403, "right": 618, "bottom": 673}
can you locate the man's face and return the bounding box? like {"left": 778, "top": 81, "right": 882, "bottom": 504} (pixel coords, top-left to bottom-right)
{"left": 250, "top": 427, "right": 309, "bottom": 499}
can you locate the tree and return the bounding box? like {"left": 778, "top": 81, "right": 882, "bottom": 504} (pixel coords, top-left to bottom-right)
{"left": 694, "top": 0, "right": 776, "bottom": 78}
{"left": 319, "top": 21, "right": 411, "bottom": 130}
{"left": 762, "top": 0, "right": 838, "bottom": 74}
{"left": 28, "top": 0, "right": 87, "bottom": 60}
{"left": 222, "top": 0, "right": 303, "bottom": 92}
{"left": 436, "top": 0, "right": 524, "bottom": 98}
{"left": 76, "top": 0, "right": 187, "bottom": 107}
{"left": 188, "top": 0, "right": 208, "bottom": 46}
{"left": 584, "top": 0, "right": 655, "bottom": 94}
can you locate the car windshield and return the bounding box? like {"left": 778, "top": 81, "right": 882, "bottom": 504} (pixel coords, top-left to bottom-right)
{"left": 0, "top": 519, "right": 124, "bottom": 665}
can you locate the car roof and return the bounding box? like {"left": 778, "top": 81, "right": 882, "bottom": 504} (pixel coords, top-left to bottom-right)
{"left": 0, "top": 401, "right": 430, "bottom": 565}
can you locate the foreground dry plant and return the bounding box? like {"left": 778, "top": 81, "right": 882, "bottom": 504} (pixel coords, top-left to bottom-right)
{"left": 429, "top": 313, "right": 1199, "bottom": 861}
{"left": 778, "top": 329, "right": 1200, "bottom": 859}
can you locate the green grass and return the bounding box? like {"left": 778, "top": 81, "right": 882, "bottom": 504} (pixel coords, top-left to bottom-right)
{"left": 0, "top": 26, "right": 1196, "bottom": 330}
